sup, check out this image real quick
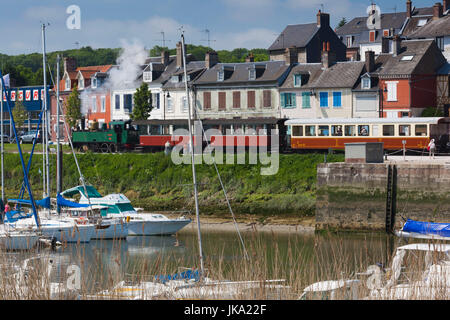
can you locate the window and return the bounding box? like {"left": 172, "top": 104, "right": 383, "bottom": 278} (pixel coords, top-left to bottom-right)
{"left": 92, "top": 78, "right": 97, "bottom": 89}
{"left": 302, "top": 92, "right": 310, "bottom": 108}
{"left": 203, "top": 92, "right": 211, "bottom": 110}
{"left": 115, "top": 94, "right": 120, "bottom": 110}
{"left": 263, "top": 90, "right": 272, "bottom": 108}
{"left": 362, "top": 77, "right": 371, "bottom": 89}
{"left": 436, "top": 36, "right": 444, "bottom": 51}
{"left": 358, "top": 125, "right": 370, "bottom": 136}
{"left": 383, "top": 29, "right": 389, "bottom": 37}
{"left": 123, "top": 94, "right": 133, "bottom": 113}
{"left": 182, "top": 96, "right": 188, "bottom": 113}
{"left": 65, "top": 78, "right": 71, "bottom": 90}
{"left": 318, "top": 125, "right": 329, "bottom": 136}
{"left": 281, "top": 93, "right": 296, "bottom": 108}
{"left": 218, "top": 71, "right": 224, "bottom": 82}
{"left": 247, "top": 91, "right": 255, "bottom": 109}
{"left": 79, "top": 78, "right": 84, "bottom": 89}
{"left": 218, "top": 92, "right": 226, "bottom": 110}
{"left": 400, "top": 112, "right": 409, "bottom": 118}
{"left": 415, "top": 125, "right": 428, "bottom": 136}
{"left": 417, "top": 19, "right": 427, "bottom": 27}
{"left": 292, "top": 126, "right": 303, "bottom": 137}
{"left": 170, "top": 75, "right": 179, "bottom": 83}
{"left": 345, "top": 125, "right": 356, "bottom": 136}
{"left": 401, "top": 55, "right": 414, "bottom": 61}
{"left": 152, "top": 93, "right": 160, "bottom": 109}
{"left": 320, "top": 92, "right": 328, "bottom": 107}
{"left": 249, "top": 68, "right": 256, "bottom": 80}
{"left": 101, "top": 96, "right": 106, "bottom": 112}
{"left": 233, "top": 91, "right": 241, "bottom": 109}
{"left": 91, "top": 96, "right": 97, "bottom": 113}
{"left": 346, "top": 36, "right": 354, "bottom": 47}
{"left": 167, "top": 97, "right": 173, "bottom": 112}
{"left": 294, "top": 74, "right": 302, "bottom": 87}
{"left": 143, "top": 72, "right": 152, "bottom": 82}
{"left": 382, "top": 125, "right": 395, "bottom": 136}
{"left": 331, "top": 125, "right": 343, "bottom": 136}
{"left": 399, "top": 125, "right": 411, "bottom": 136}
{"left": 305, "top": 125, "right": 316, "bottom": 136}
{"left": 333, "top": 92, "right": 342, "bottom": 107}
{"left": 386, "top": 82, "right": 398, "bottom": 101}
{"left": 369, "top": 30, "right": 376, "bottom": 42}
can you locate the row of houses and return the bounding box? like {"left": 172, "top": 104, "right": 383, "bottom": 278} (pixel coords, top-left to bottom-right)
{"left": 3, "top": 1, "right": 450, "bottom": 142}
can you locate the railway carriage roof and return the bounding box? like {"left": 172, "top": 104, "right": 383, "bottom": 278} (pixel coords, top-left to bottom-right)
{"left": 285, "top": 117, "right": 448, "bottom": 125}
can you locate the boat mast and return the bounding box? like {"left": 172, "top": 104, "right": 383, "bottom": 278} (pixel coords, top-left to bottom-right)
{"left": 56, "top": 54, "right": 61, "bottom": 214}
{"left": 1, "top": 76, "right": 4, "bottom": 203}
{"left": 42, "top": 23, "right": 50, "bottom": 200}
{"left": 181, "top": 32, "right": 204, "bottom": 275}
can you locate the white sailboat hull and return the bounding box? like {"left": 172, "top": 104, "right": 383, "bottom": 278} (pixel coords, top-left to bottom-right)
{"left": 122, "top": 214, "right": 191, "bottom": 236}
{"left": 92, "top": 219, "right": 128, "bottom": 240}
{"left": 0, "top": 231, "right": 39, "bottom": 250}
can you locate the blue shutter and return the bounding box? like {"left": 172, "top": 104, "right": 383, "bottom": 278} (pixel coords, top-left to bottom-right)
{"left": 280, "top": 93, "right": 286, "bottom": 108}
{"left": 333, "top": 92, "right": 342, "bottom": 107}
{"left": 320, "top": 92, "right": 328, "bottom": 107}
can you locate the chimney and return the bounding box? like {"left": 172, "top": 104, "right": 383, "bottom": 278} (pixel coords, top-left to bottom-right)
{"left": 161, "top": 50, "right": 169, "bottom": 67}
{"left": 205, "top": 51, "right": 219, "bottom": 69}
{"left": 321, "top": 41, "right": 336, "bottom": 68}
{"left": 392, "top": 35, "right": 402, "bottom": 56}
{"left": 64, "top": 57, "right": 77, "bottom": 73}
{"left": 444, "top": 0, "right": 448, "bottom": 12}
{"left": 381, "top": 37, "right": 390, "bottom": 53}
{"left": 245, "top": 53, "right": 255, "bottom": 63}
{"left": 284, "top": 46, "right": 298, "bottom": 65}
{"left": 317, "top": 10, "right": 330, "bottom": 28}
{"left": 433, "top": 2, "right": 443, "bottom": 20}
{"left": 176, "top": 41, "right": 185, "bottom": 68}
{"left": 365, "top": 51, "right": 375, "bottom": 73}
{"left": 406, "top": 0, "right": 412, "bottom": 18}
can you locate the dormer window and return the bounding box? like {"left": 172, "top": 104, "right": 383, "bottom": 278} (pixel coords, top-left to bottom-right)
{"left": 65, "top": 78, "right": 71, "bottom": 90}
{"left": 248, "top": 67, "right": 256, "bottom": 81}
{"left": 92, "top": 77, "right": 97, "bottom": 89}
{"left": 79, "top": 78, "right": 84, "bottom": 89}
{"left": 362, "top": 76, "right": 371, "bottom": 89}
{"left": 182, "top": 74, "right": 191, "bottom": 82}
{"left": 293, "top": 74, "right": 303, "bottom": 87}
{"left": 218, "top": 70, "right": 224, "bottom": 82}
{"left": 143, "top": 71, "right": 152, "bottom": 82}
{"left": 369, "top": 30, "right": 376, "bottom": 42}
{"left": 170, "top": 75, "right": 179, "bottom": 83}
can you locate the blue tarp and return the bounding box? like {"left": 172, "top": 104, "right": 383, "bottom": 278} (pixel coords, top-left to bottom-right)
{"left": 56, "top": 193, "right": 90, "bottom": 208}
{"left": 154, "top": 270, "right": 201, "bottom": 284}
{"left": 8, "top": 197, "right": 50, "bottom": 209}
{"left": 402, "top": 219, "right": 450, "bottom": 238}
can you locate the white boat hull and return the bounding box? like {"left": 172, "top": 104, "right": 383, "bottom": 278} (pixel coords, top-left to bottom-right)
{"left": 0, "top": 232, "right": 39, "bottom": 250}
{"left": 42, "top": 223, "right": 95, "bottom": 243}
{"left": 92, "top": 220, "right": 128, "bottom": 240}
{"left": 124, "top": 215, "right": 192, "bottom": 236}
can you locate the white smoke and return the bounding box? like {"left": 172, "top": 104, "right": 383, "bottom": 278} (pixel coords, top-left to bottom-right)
{"left": 79, "top": 38, "right": 148, "bottom": 115}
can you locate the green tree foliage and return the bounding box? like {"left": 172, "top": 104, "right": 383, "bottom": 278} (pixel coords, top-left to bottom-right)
{"left": 12, "top": 99, "right": 28, "bottom": 129}
{"left": 337, "top": 17, "right": 347, "bottom": 29}
{"left": 421, "top": 107, "right": 444, "bottom": 117}
{"left": 131, "top": 82, "right": 152, "bottom": 121}
{"left": 65, "top": 85, "right": 82, "bottom": 129}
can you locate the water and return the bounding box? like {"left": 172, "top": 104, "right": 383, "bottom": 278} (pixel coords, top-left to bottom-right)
{"left": 5, "top": 229, "right": 395, "bottom": 297}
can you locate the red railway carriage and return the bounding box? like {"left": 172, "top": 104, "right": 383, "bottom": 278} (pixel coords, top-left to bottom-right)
{"left": 285, "top": 117, "right": 450, "bottom": 152}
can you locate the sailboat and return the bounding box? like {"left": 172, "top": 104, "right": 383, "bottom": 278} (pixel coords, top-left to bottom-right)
{"left": 395, "top": 219, "right": 450, "bottom": 241}
{"left": 90, "top": 32, "right": 287, "bottom": 300}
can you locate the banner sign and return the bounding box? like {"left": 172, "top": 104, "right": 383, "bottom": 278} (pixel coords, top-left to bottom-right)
{"left": 2, "top": 86, "right": 50, "bottom": 111}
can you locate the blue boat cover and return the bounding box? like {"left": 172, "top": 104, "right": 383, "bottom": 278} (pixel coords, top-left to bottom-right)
{"left": 154, "top": 270, "right": 201, "bottom": 284}
{"left": 402, "top": 219, "right": 450, "bottom": 238}
{"left": 57, "top": 194, "right": 90, "bottom": 208}
{"left": 8, "top": 197, "right": 51, "bottom": 209}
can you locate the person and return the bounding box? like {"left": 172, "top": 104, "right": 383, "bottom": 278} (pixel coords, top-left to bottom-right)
{"left": 337, "top": 126, "right": 343, "bottom": 136}
{"left": 428, "top": 139, "right": 436, "bottom": 159}
{"left": 4, "top": 202, "right": 10, "bottom": 221}
{"left": 164, "top": 140, "right": 172, "bottom": 156}
{"left": 360, "top": 126, "right": 368, "bottom": 136}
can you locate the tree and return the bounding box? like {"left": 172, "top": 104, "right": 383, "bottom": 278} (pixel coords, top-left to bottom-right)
{"left": 337, "top": 17, "right": 347, "bottom": 29}
{"left": 131, "top": 82, "right": 152, "bottom": 121}
{"left": 65, "top": 85, "right": 82, "bottom": 129}
{"left": 12, "top": 99, "right": 28, "bottom": 130}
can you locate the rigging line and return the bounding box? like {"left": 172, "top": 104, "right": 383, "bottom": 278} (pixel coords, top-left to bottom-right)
{"left": 190, "top": 91, "right": 250, "bottom": 261}
{"left": 47, "top": 64, "right": 93, "bottom": 210}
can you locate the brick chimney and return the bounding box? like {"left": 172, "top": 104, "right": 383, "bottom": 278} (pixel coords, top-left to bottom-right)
{"left": 321, "top": 42, "right": 336, "bottom": 68}
{"left": 161, "top": 50, "right": 169, "bottom": 67}
{"left": 245, "top": 53, "right": 255, "bottom": 63}
{"left": 381, "top": 37, "right": 390, "bottom": 54}
{"left": 392, "top": 35, "right": 402, "bottom": 56}
{"left": 406, "top": 0, "right": 412, "bottom": 18}
{"left": 317, "top": 10, "right": 330, "bottom": 28}
{"left": 433, "top": 2, "right": 443, "bottom": 20}
{"left": 284, "top": 46, "right": 298, "bottom": 65}
{"left": 444, "top": 0, "right": 448, "bottom": 12}
{"left": 176, "top": 41, "right": 185, "bottom": 68}
{"left": 205, "top": 51, "right": 219, "bottom": 69}
{"left": 64, "top": 57, "right": 77, "bottom": 73}
{"left": 365, "top": 51, "right": 375, "bottom": 73}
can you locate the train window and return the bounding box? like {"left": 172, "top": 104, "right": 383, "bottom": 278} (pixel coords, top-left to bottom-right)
{"left": 415, "top": 125, "right": 428, "bottom": 136}
{"left": 305, "top": 125, "right": 316, "bottom": 136}
{"left": 318, "top": 125, "right": 329, "bottom": 136}
{"left": 383, "top": 125, "right": 395, "bottom": 136}
{"left": 292, "top": 126, "right": 303, "bottom": 137}
{"left": 399, "top": 125, "right": 411, "bottom": 136}
{"left": 345, "top": 125, "right": 356, "bottom": 136}
{"left": 358, "top": 125, "right": 369, "bottom": 136}
{"left": 331, "top": 125, "right": 343, "bottom": 136}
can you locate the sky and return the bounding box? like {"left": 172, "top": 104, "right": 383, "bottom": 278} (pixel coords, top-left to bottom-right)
{"left": 0, "top": 0, "right": 438, "bottom": 55}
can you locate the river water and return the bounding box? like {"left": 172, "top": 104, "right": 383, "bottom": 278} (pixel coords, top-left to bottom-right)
{"left": 6, "top": 229, "right": 396, "bottom": 298}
